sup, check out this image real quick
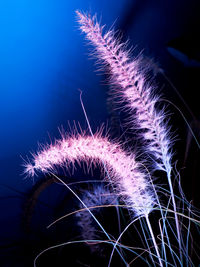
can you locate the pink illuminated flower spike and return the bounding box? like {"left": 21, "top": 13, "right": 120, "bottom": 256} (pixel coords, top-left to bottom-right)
{"left": 25, "top": 132, "right": 156, "bottom": 218}
{"left": 76, "top": 10, "right": 173, "bottom": 174}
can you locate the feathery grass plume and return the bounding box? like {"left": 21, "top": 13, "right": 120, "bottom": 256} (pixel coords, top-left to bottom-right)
{"left": 76, "top": 11, "right": 182, "bottom": 265}
{"left": 25, "top": 131, "right": 156, "bottom": 218}
{"left": 76, "top": 185, "right": 118, "bottom": 254}
{"left": 76, "top": 10, "right": 172, "bottom": 174}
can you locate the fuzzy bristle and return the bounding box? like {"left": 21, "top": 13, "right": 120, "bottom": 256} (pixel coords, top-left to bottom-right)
{"left": 76, "top": 185, "right": 117, "bottom": 254}
{"left": 76, "top": 10, "right": 173, "bottom": 173}
{"left": 25, "top": 132, "right": 156, "bottom": 217}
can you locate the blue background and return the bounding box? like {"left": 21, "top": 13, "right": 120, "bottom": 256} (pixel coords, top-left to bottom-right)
{"left": 0, "top": 1, "right": 200, "bottom": 266}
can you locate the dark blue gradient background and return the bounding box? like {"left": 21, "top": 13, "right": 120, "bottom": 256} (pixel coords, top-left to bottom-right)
{"left": 0, "top": 1, "right": 199, "bottom": 266}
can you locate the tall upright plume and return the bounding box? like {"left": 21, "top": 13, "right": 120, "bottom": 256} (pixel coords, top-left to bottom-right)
{"left": 76, "top": 10, "right": 172, "bottom": 173}
{"left": 24, "top": 131, "right": 156, "bottom": 217}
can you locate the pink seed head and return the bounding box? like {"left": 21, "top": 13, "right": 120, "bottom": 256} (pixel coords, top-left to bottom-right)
{"left": 25, "top": 132, "right": 156, "bottom": 217}
{"left": 76, "top": 10, "right": 173, "bottom": 174}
